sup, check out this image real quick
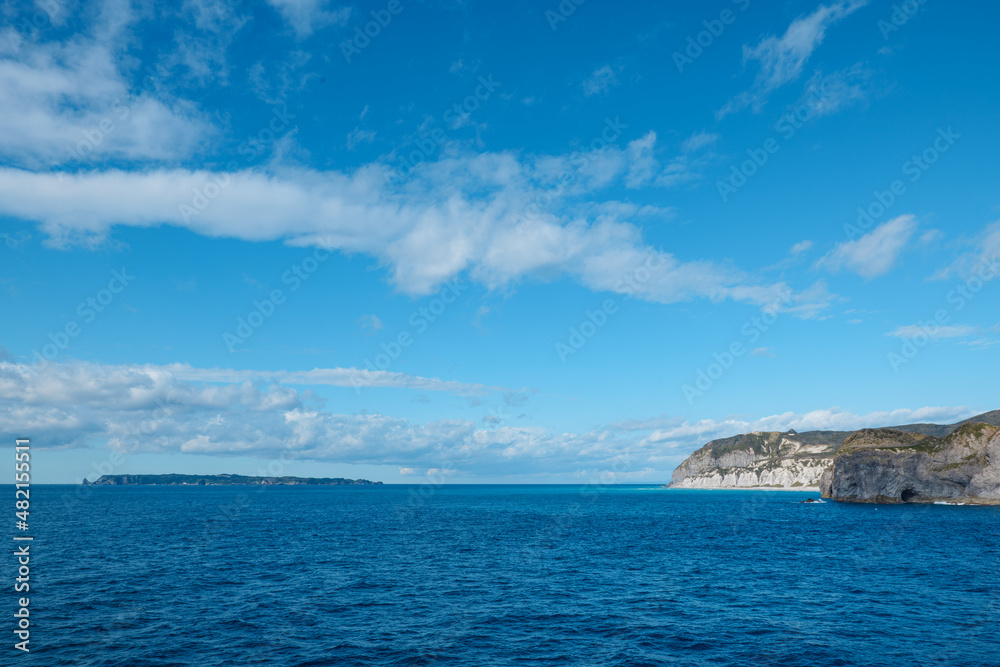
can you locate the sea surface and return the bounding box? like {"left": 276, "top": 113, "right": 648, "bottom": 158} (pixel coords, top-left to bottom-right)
{"left": 6, "top": 484, "right": 1000, "bottom": 666}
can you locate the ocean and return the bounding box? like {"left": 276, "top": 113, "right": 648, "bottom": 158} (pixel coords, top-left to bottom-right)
{"left": 8, "top": 484, "right": 1000, "bottom": 666}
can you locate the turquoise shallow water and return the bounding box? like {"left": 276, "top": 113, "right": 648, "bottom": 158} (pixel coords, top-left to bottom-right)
{"left": 7, "top": 484, "right": 1000, "bottom": 665}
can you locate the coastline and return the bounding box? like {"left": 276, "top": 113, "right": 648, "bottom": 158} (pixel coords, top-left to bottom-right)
{"left": 666, "top": 486, "right": 819, "bottom": 492}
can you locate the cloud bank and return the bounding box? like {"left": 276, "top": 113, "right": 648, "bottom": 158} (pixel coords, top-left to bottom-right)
{"left": 0, "top": 361, "right": 974, "bottom": 479}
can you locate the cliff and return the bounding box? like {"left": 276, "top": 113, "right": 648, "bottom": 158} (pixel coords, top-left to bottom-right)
{"left": 819, "top": 422, "right": 1000, "bottom": 503}
{"left": 669, "top": 430, "right": 844, "bottom": 489}
{"left": 670, "top": 410, "right": 1000, "bottom": 491}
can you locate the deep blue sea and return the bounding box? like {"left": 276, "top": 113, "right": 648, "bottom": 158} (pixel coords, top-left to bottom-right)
{"left": 6, "top": 485, "right": 1000, "bottom": 666}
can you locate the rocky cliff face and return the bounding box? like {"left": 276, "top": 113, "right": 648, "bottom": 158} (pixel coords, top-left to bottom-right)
{"left": 670, "top": 411, "right": 1000, "bottom": 493}
{"left": 669, "top": 431, "right": 843, "bottom": 489}
{"left": 819, "top": 423, "right": 1000, "bottom": 503}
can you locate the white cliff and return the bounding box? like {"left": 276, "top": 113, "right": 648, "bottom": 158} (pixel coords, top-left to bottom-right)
{"left": 669, "top": 411, "right": 1000, "bottom": 492}
{"left": 670, "top": 431, "right": 843, "bottom": 489}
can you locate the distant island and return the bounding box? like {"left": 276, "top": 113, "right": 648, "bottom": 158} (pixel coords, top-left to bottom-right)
{"left": 85, "top": 474, "right": 383, "bottom": 486}
{"left": 670, "top": 410, "right": 1000, "bottom": 504}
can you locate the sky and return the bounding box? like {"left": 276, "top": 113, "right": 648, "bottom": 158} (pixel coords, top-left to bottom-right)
{"left": 1, "top": 0, "right": 999, "bottom": 484}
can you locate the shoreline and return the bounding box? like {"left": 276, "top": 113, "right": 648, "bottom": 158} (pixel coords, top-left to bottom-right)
{"left": 666, "top": 486, "right": 820, "bottom": 492}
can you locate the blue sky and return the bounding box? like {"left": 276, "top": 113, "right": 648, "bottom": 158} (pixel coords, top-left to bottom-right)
{"left": 2, "top": 0, "right": 999, "bottom": 483}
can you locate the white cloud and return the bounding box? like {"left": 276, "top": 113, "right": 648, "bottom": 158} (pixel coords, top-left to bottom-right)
{"left": 817, "top": 215, "right": 916, "bottom": 279}
{"left": 164, "top": 364, "right": 497, "bottom": 395}
{"left": 790, "top": 240, "right": 813, "bottom": 254}
{"left": 448, "top": 59, "right": 479, "bottom": 75}
{"left": 887, "top": 324, "right": 980, "bottom": 340}
{"left": 783, "top": 279, "right": 839, "bottom": 320}
{"left": 265, "top": 0, "right": 351, "bottom": 38}
{"left": 637, "top": 405, "right": 973, "bottom": 447}
{"left": 169, "top": 0, "right": 252, "bottom": 86}
{"left": 624, "top": 131, "right": 658, "bottom": 188}
{"left": 247, "top": 51, "right": 315, "bottom": 104}
{"left": 598, "top": 131, "right": 698, "bottom": 190}
{"left": 346, "top": 127, "right": 376, "bottom": 150}
{"left": 931, "top": 220, "right": 1000, "bottom": 280}
{"left": 357, "top": 314, "right": 383, "bottom": 335}
{"left": 718, "top": 0, "right": 868, "bottom": 117}
{"left": 794, "top": 63, "right": 875, "bottom": 118}
{"left": 0, "top": 142, "right": 819, "bottom": 313}
{"left": 582, "top": 64, "right": 618, "bottom": 96}
{"left": 0, "top": 362, "right": 974, "bottom": 479}
{"left": 0, "top": 361, "right": 633, "bottom": 476}
{"left": 681, "top": 131, "right": 719, "bottom": 153}
{"left": 963, "top": 338, "right": 1000, "bottom": 349}
{"left": 0, "top": 33, "right": 214, "bottom": 167}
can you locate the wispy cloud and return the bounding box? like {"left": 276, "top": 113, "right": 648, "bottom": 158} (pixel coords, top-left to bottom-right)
{"left": 166, "top": 364, "right": 500, "bottom": 396}
{"left": 582, "top": 64, "right": 619, "bottom": 96}
{"left": 357, "top": 314, "right": 383, "bottom": 335}
{"left": 794, "top": 63, "right": 876, "bottom": 118}
{"left": 170, "top": 0, "right": 252, "bottom": 85}
{"left": 931, "top": 219, "right": 1000, "bottom": 280}
{"left": 886, "top": 323, "right": 1000, "bottom": 349}
{"left": 265, "top": 0, "right": 351, "bottom": 39}
{"left": 681, "top": 131, "right": 719, "bottom": 153}
{"left": 887, "top": 324, "right": 980, "bottom": 339}
{"left": 817, "top": 215, "right": 916, "bottom": 279}
{"left": 718, "top": 0, "right": 868, "bottom": 118}
{"left": 346, "top": 127, "right": 376, "bottom": 150}
{"left": 624, "top": 131, "right": 658, "bottom": 188}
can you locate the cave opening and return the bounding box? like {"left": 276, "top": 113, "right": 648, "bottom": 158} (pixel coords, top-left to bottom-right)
{"left": 900, "top": 488, "right": 920, "bottom": 502}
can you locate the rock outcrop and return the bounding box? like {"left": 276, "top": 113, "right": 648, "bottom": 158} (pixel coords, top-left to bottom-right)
{"left": 820, "top": 423, "right": 1000, "bottom": 504}
{"left": 670, "top": 410, "right": 1000, "bottom": 493}
{"left": 669, "top": 430, "right": 845, "bottom": 489}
